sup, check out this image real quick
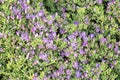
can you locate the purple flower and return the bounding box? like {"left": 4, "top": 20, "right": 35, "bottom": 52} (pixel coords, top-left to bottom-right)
{"left": 17, "top": 12, "right": 22, "bottom": 19}
{"left": 62, "top": 13, "right": 67, "bottom": 18}
{"left": 75, "top": 71, "right": 81, "bottom": 78}
{"left": 54, "top": 0, "right": 59, "bottom": 3}
{"left": 0, "top": 48, "right": 3, "bottom": 52}
{"left": 110, "top": 64, "right": 114, "bottom": 68}
{"left": 83, "top": 73, "right": 88, "bottom": 77}
{"left": 83, "top": 36, "right": 88, "bottom": 42}
{"left": 21, "top": 32, "right": 30, "bottom": 42}
{"left": 18, "top": 0, "right": 22, "bottom": 3}
{"left": 52, "top": 45, "right": 57, "bottom": 50}
{"left": 79, "top": 49, "right": 85, "bottom": 54}
{"left": 68, "top": 34, "right": 75, "bottom": 40}
{"left": 31, "top": 27, "right": 36, "bottom": 33}
{"left": 80, "top": 32, "right": 86, "bottom": 37}
{"left": 16, "top": 30, "right": 21, "bottom": 36}
{"left": 48, "top": 21, "right": 53, "bottom": 25}
{"left": 71, "top": 42, "right": 77, "bottom": 50}
{"left": 102, "top": 59, "right": 106, "bottom": 63}
{"left": 97, "top": 0, "right": 103, "bottom": 4}
{"left": 43, "top": 38, "right": 50, "bottom": 43}
{"left": 32, "top": 77, "right": 38, "bottom": 80}
{"left": 26, "top": 14, "right": 33, "bottom": 19}
{"left": 89, "top": 34, "right": 94, "bottom": 39}
{"left": 115, "top": 43, "right": 119, "bottom": 48}
{"left": 73, "top": 61, "right": 79, "bottom": 69}
{"left": 118, "top": 28, "right": 120, "bottom": 31}
{"left": 0, "top": 32, "right": 4, "bottom": 38}
{"left": 100, "top": 38, "right": 107, "bottom": 43}
{"left": 52, "top": 32, "right": 56, "bottom": 37}
{"left": 90, "top": 78, "right": 93, "bottom": 80}
{"left": 60, "top": 28, "right": 65, "bottom": 34}
{"left": 85, "top": 17, "right": 89, "bottom": 24}
{"left": 79, "top": 65, "right": 83, "bottom": 70}
{"left": 66, "top": 70, "right": 71, "bottom": 75}
{"left": 73, "top": 31, "right": 79, "bottom": 37}
{"left": 26, "top": 53, "right": 30, "bottom": 59}
{"left": 39, "top": 53, "right": 47, "bottom": 60}
{"left": 58, "top": 65, "right": 65, "bottom": 74}
{"left": 45, "top": 76, "right": 51, "bottom": 80}
{"left": 60, "top": 51, "right": 65, "bottom": 57}
{"left": 30, "top": 50, "right": 35, "bottom": 55}
{"left": 114, "top": 48, "right": 118, "bottom": 53}
{"left": 63, "top": 38, "right": 70, "bottom": 44}
{"left": 53, "top": 71, "right": 60, "bottom": 77}
{"left": 11, "top": 15, "right": 15, "bottom": 20}
{"left": 112, "top": 0, "right": 115, "bottom": 4}
{"left": 26, "top": 50, "right": 35, "bottom": 60}
{"left": 61, "top": 50, "right": 69, "bottom": 57}
{"left": 33, "top": 60, "right": 39, "bottom": 65}
{"left": 113, "top": 60, "right": 117, "bottom": 65}
{"left": 12, "top": 7, "right": 18, "bottom": 15}
{"left": 74, "top": 53, "right": 78, "bottom": 57}
{"left": 21, "top": 3, "right": 27, "bottom": 9}
{"left": 61, "top": 7, "right": 66, "bottom": 12}
{"left": 23, "top": 0, "right": 27, "bottom": 3}
{"left": 33, "top": 73, "right": 38, "bottom": 80}
{"left": 101, "top": 30, "right": 104, "bottom": 33}
{"left": 74, "top": 21, "right": 79, "bottom": 25}
{"left": 108, "top": 44, "right": 113, "bottom": 49}
{"left": 96, "top": 27, "right": 100, "bottom": 33}
{"left": 40, "top": 2, "right": 43, "bottom": 6}
{"left": 38, "top": 45, "right": 44, "bottom": 49}
{"left": 82, "top": 41, "right": 88, "bottom": 47}
{"left": 37, "top": 10, "right": 44, "bottom": 17}
{"left": 60, "top": 65, "right": 65, "bottom": 70}
{"left": 48, "top": 32, "right": 55, "bottom": 40}
{"left": 42, "top": 16, "right": 48, "bottom": 22}
{"left": 66, "top": 76, "right": 71, "bottom": 80}
{"left": 46, "top": 43, "right": 53, "bottom": 49}
{"left": 22, "top": 48, "right": 27, "bottom": 52}
{"left": 96, "top": 63, "right": 100, "bottom": 68}
{"left": 65, "top": 52, "right": 70, "bottom": 57}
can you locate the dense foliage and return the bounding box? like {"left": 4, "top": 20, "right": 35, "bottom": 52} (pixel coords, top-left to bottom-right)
{"left": 0, "top": 0, "right": 120, "bottom": 80}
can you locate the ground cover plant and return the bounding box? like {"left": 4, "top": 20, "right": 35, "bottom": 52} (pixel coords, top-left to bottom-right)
{"left": 0, "top": 0, "right": 120, "bottom": 80}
